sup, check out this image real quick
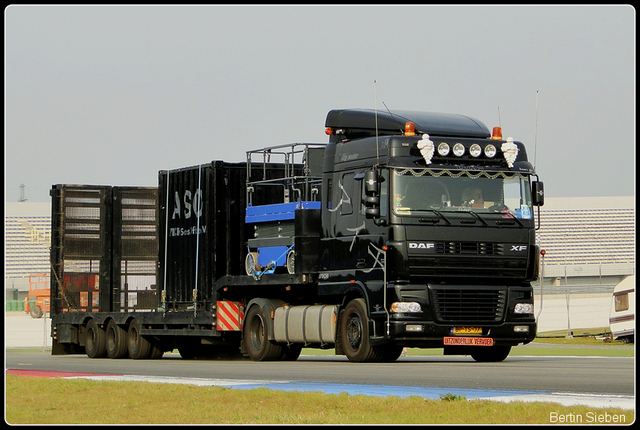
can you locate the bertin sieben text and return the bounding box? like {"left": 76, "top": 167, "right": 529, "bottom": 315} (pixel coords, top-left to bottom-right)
{"left": 549, "top": 411, "right": 626, "bottom": 424}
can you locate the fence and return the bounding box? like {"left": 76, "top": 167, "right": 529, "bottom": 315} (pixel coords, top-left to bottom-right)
{"left": 6, "top": 299, "right": 48, "bottom": 313}
{"left": 6, "top": 300, "right": 27, "bottom": 312}
{"left": 534, "top": 287, "right": 615, "bottom": 335}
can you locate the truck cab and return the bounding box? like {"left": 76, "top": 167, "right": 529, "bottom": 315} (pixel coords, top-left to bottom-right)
{"left": 318, "top": 109, "right": 544, "bottom": 361}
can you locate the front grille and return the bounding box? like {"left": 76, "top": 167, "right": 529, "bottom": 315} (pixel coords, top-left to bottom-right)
{"left": 409, "top": 256, "right": 526, "bottom": 278}
{"left": 437, "top": 241, "right": 503, "bottom": 255}
{"left": 430, "top": 286, "right": 507, "bottom": 323}
{"left": 407, "top": 241, "right": 527, "bottom": 279}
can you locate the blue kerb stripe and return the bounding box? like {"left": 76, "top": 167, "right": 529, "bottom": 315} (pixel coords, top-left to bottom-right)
{"left": 246, "top": 201, "right": 321, "bottom": 223}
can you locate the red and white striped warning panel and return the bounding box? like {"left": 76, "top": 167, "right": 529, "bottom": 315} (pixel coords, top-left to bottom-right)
{"left": 216, "top": 301, "right": 244, "bottom": 331}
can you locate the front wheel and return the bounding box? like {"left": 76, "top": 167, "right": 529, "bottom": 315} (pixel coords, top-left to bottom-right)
{"left": 380, "top": 345, "right": 405, "bottom": 362}
{"left": 242, "top": 305, "right": 283, "bottom": 361}
{"left": 339, "top": 298, "right": 382, "bottom": 362}
{"left": 471, "top": 346, "right": 512, "bottom": 362}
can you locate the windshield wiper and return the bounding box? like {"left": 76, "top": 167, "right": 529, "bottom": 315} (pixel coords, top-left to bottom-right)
{"left": 468, "top": 211, "right": 488, "bottom": 226}
{"left": 418, "top": 209, "right": 451, "bottom": 225}
{"left": 500, "top": 211, "right": 525, "bottom": 228}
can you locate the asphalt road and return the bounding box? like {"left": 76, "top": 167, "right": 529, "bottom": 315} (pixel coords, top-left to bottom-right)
{"left": 5, "top": 351, "right": 634, "bottom": 396}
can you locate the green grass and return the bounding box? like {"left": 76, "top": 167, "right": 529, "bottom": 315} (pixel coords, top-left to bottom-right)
{"left": 5, "top": 374, "right": 633, "bottom": 425}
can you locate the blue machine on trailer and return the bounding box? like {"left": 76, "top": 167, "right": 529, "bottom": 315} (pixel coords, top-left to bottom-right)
{"left": 245, "top": 201, "right": 322, "bottom": 276}
{"left": 244, "top": 143, "right": 325, "bottom": 277}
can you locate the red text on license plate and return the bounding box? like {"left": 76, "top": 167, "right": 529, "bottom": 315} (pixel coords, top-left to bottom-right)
{"left": 443, "top": 337, "right": 494, "bottom": 346}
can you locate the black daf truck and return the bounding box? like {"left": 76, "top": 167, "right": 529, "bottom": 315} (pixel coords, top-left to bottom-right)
{"left": 50, "top": 108, "right": 544, "bottom": 363}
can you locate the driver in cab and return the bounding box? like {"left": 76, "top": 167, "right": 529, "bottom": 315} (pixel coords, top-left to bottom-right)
{"left": 462, "top": 186, "right": 484, "bottom": 208}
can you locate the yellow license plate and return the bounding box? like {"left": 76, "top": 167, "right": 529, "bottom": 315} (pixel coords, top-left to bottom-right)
{"left": 453, "top": 327, "right": 482, "bottom": 335}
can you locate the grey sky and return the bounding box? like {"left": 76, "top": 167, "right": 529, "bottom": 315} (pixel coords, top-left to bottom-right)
{"left": 5, "top": 5, "right": 635, "bottom": 202}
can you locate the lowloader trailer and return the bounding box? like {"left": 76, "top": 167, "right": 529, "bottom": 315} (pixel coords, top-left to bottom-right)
{"left": 50, "top": 108, "right": 544, "bottom": 362}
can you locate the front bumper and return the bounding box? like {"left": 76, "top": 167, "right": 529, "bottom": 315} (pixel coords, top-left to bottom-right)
{"left": 385, "top": 319, "right": 537, "bottom": 348}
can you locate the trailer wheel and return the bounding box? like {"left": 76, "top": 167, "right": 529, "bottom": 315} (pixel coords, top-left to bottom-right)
{"left": 106, "top": 319, "right": 129, "bottom": 359}
{"left": 128, "top": 319, "right": 151, "bottom": 359}
{"left": 148, "top": 338, "right": 165, "bottom": 359}
{"left": 242, "top": 305, "right": 283, "bottom": 361}
{"left": 29, "top": 305, "right": 43, "bottom": 319}
{"left": 85, "top": 319, "right": 107, "bottom": 358}
{"left": 471, "top": 346, "right": 511, "bottom": 362}
{"left": 340, "top": 298, "right": 382, "bottom": 362}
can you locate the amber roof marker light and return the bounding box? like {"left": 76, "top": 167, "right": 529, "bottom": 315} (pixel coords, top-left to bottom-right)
{"left": 492, "top": 126, "right": 503, "bottom": 140}
{"left": 404, "top": 122, "right": 416, "bottom": 136}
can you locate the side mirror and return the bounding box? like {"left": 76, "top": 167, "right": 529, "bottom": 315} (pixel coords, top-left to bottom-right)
{"left": 532, "top": 181, "right": 544, "bottom": 206}
{"left": 365, "top": 196, "right": 380, "bottom": 218}
{"left": 364, "top": 170, "right": 380, "bottom": 218}
{"left": 364, "top": 170, "right": 378, "bottom": 196}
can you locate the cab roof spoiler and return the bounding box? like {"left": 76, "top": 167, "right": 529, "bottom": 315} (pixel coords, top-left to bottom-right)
{"left": 325, "top": 109, "right": 491, "bottom": 140}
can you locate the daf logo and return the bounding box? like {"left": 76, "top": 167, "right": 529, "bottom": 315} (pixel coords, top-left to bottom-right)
{"left": 409, "top": 242, "right": 435, "bottom": 250}
{"left": 510, "top": 245, "right": 528, "bottom": 252}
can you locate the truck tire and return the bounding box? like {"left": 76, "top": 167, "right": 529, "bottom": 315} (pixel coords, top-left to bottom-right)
{"left": 148, "top": 338, "right": 165, "bottom": 359}
{"left": 280, "top": 344, "right": 303, "bottom": 361}
{"left": 380, "top": 345, "right": 404, "bottom": 362}
{"left": 339, "top": 298, "right": 382, "bottom": 362}
{"left": 30, "top": 305, "right": 43, "bottom": 319}
{"left": 471, "top": 346, "right": 511, "bottom": 362}
{"left": 177, "top": 339, "right": 200, "bottom": 359}
{"left": 85, "top": 319, "right": 107, "bottom": 358}
{"left": 127, "top": 319, "right": 151, "bottom": 359}
{"left": 242, "top": 304, "right": 283, "bottom": 361}
{"left": 106, "top": 319, "right": 129, "bottom": 359}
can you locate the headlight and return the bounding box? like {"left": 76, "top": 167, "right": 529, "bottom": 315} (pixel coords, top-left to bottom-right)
{"left": 391, "top": 302, "right": 422, "bottom": 313}
{"left": 453, "top": 143, "right": 465, "bottom": 157}
{"left": 469, "top": 144, "right": 482, "bottom": 157}
{"left": 437, "top": 142, "right": 450, "bottom": 156}
{"left": 484, "top": 144, "right": 497, "bottom": 158}
{"left": 514, "top": 303, "right": 534, "bottom": 314}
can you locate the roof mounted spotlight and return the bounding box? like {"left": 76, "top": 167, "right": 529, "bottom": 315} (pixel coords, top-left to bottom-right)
{"left": 484, "top": 144, "right": 497, "bottom": 158}
{"left": 453, "top": 143, "right": 465, "bottom": 157}
{"left": 437, "top": 142, "right": 450, "bottom": 156}
{"left": 469, "top": 144, "right": 482, "bottom": 157}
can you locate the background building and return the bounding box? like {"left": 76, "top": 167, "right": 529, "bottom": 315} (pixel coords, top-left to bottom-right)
{"left": 5, "top": 202, "right": 51, "bottom": 299}
{"left": 536, "top": 196, "right": 635, "bottom": 292}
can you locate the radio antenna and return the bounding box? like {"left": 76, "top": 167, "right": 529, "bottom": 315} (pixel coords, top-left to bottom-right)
{"left": 382, "top": 101, "right": 404, "bottom": 134}
{"left": 374, "top": 80, "right": 379, "bottom": 164}
{"left": 534, "top": 90, "right": 539, "bottom": 169}
{"left": 497, "top": 106, "right": 502, "bottom": 127}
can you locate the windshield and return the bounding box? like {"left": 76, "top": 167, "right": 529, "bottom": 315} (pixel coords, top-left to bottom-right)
{"left": 391, "top": 169, "right": 533, "bottom": 219}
